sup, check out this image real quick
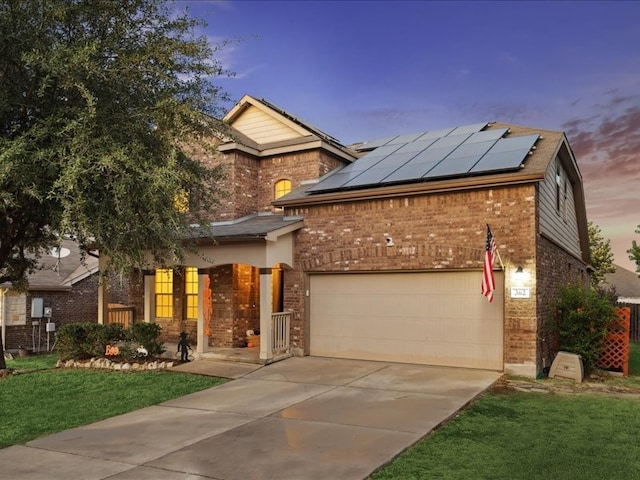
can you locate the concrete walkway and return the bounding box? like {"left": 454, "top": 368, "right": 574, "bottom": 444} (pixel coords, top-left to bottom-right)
{"left": 0, "top": 357, "right": 501, "bottom": 480}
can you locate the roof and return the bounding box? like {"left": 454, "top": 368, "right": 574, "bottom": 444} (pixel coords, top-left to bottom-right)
{"left": 604, "top": 264, "right": 640, "bottom": 300}
{"left": 220, "top": 95, "right": 358, "bottom": 162}
{"left": 274, "top": 121, "right": 568, "bottom": 206}
{"left": 0, "top": 239, "right": 98, "bottom": 291}
{"left": 193, "top": 214, "right": 303, "bottom": 243}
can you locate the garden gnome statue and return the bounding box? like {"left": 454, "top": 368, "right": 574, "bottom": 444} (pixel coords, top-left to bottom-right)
{"left": 177, "top": 331, "right": 192, "bottom": 362}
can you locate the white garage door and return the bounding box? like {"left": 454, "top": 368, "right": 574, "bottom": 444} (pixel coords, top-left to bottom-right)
{"left": 309, "top": 271, "right": 503, "bottom": 370}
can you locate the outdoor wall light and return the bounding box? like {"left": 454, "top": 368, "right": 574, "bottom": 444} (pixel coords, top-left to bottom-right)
{"left": 386, "top": 237, "right": 394, "bottom": 247}
{"left": 513, "top": 265, "right": 526, "bottom": 283}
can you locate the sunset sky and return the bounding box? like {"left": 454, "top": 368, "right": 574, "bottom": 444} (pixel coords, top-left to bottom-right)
{"left": 179, "top": 0, "right": 640, "bottom": 272}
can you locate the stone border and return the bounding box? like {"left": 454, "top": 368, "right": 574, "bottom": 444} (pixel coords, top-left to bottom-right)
{"left": 56, "top": 357, "right": 174, "bottom": 371}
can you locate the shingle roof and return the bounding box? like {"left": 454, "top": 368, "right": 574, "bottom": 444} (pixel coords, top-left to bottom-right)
{"left": 274, "top": 121, "right": 568, "bottom": 205}
{"left": 193, "top": 214, "right": 303, "bottom": 241}
{"left": 0, "top": 239, "right": 97, "bottom": 291}
{"left": 604, "top": 264, "right": 640, "bottom": 299}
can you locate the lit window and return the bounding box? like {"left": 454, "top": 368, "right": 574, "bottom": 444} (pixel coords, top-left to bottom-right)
{"left": 185, "top": 267, "right": 198, "bottom": 320}
{"left": 274, "top": 179, "right": 292, "bottom": 200}
{"left": 174, "top": 189, "right": 189, "bottom": 213}
{"left": 155, "top": 269, "right": 173, "bottom": 318}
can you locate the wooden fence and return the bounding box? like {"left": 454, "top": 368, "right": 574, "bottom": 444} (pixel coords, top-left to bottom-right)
{"left": 598, "top": 307, "right": 630, "bottom": 376}
{"left": 107, "top": 303, "right": 135, "bottom": 329}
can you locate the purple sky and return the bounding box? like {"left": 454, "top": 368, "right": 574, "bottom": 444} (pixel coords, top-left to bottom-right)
{"left": 178, "top": 0, "right": 640, "bottom": 272}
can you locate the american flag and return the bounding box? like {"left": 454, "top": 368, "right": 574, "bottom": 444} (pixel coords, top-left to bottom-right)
{"left": 482, "top": 225, "right": 497, "bottom": 302}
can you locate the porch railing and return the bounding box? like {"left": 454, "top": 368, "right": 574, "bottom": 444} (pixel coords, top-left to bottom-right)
{"left": 271, "top": 312, "right": 291, "bottom": 353}
{"left": 107, "top": 304, "right": 135, "bottom": 329}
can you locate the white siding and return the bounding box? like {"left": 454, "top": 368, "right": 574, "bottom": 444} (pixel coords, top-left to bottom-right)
{"left": 232, "top": 105, "right": 303, "bottom": 144}
{"left": 538, "top": 157, "right": 581, "bottom": 258}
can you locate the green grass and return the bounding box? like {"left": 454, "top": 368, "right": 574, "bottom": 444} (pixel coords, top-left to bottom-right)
{"left": 6, "top": 353, "right": 59, "bottom": 372}
{"left": 629, "top": 341, "right": 640, "bottom": 375}
{"left": 0, "top": 361, "right": 225, "bottom": 449}
{"left": 372, "top": 391, "right": 640, "bottom": 480}
{"left": 373, "top": 342, "right": 640, "bottom": 480}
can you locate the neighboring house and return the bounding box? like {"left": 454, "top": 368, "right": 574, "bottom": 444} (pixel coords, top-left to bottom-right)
{"left": 604, "top": 264, "right": 640, "bottom": 304}
{"left": 0, "top": 239, "right": 128, "bottom": 352}
{"left": 97, "top": 94, "right": 590, "bottom": 378}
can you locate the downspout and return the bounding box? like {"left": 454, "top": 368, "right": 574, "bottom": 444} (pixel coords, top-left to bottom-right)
{"left": 0, "top": 288, "right": 7, "bottom": 352}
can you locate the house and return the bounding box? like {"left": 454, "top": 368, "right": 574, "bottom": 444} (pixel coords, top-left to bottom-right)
{"left": 97, "top": 94, "right": 591, "bottom": 378}
{"left": 604, "top": 264, "right": 640, "bottom": 304}
{"left": 0, "top": 238, "right": 128, "bottom": 353}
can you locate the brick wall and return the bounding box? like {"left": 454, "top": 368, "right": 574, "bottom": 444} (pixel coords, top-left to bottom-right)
{"left": 4, "top": 273, "right": 128, "bottom": 351}
{"left": 284, "top": 184, "right": 548, "bottom": 370}
{"left": 186, "top": 144, "right": 347, "bottom": 221}
{"left": 535, "top": 234, "right": 589, "bottom": 371}
{"left": 208, "top": 264, "right": 259, "bottom": 348}
{"left": 259, "top": 150, "right": 345, "bottom": 213}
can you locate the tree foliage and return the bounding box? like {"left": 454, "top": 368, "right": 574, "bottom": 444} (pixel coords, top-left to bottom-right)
{"left": 0, "top": 0, "right": 231, "bottom": 287}
{"left": 0, "top": 0, "right": 233, "bottom": 368}
{"left": 628, "top": 225, "right": 640, "bottom": 275}
{"left": 553, "top": 283, "right": 615, "bottom": 375}
{"left": 588, "top": 221, "right": 616, "bottom": 287}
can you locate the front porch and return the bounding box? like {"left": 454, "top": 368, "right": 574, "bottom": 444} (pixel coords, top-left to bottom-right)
{"left": 161, "top": 310, "right": 293, "bottom": 365}
{"left": 99, "top": 214, "right": 303, "bottom": 365}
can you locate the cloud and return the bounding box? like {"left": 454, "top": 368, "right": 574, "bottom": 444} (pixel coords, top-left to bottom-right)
{"left": 563, "top": 93, "right": 640, "bottom": 270}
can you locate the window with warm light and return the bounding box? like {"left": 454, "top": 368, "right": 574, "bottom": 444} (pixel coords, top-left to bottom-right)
{"left": 274, "top": 179, "right": 292, "bottom": 200}
{"left": 173, "top": 189, "right": 189, "bottom": 213}
{"left": 155, "top": 269, "right": 173, "bottom": 318}
{"left": 185, "top": 267, "right": 198, "bottom": 320}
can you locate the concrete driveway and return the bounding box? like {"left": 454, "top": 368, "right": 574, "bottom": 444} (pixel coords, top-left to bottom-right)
{"left": 0, "top": 357, "right": 501, "bottom": 480}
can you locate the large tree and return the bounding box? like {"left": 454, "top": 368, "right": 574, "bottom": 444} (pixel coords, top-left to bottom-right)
{"left": 588, "top": 221, "right": 616, "bottom": 287}
{"left": 0, "top": 0, "right": 231, "bottom": 368}
{"left": 629, "top": 225, "right": 640, "bottom": 275}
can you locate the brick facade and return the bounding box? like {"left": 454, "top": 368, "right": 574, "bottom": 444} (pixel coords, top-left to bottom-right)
{"left": 535, "top": 234, "right": 589, "bottom": 371}
{"left": 137, "top": 145, "right": 348, "bottom": 349}
{"left": 281, "top": 183, "right": 584, "bottom": 376}
{"left": 3, "top": 273, "right": 129, "bottom": 351}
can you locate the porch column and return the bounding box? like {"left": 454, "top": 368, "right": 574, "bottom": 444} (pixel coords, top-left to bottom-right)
{"left": 259, "top": 267, "right": 273, "bottom": 361}
{"left": 196, "top": 273, "right": 208, "bottom": 354}
{"left": 97, "top": 255, "right": 108, "bottom": 325}
{"left": 144, "top": 275, "right": 153, "bottom": 323}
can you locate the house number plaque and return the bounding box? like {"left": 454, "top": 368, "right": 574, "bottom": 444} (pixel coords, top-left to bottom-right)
{"left": 510, "top": 287, "right": 530, "bottom": 299}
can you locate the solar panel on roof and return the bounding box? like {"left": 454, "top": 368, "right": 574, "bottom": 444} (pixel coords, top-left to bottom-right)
{"left": 424, "top": 155, "right": 485, "bottom": 178}
{"left": 464, "top": 128, "right": 509, "bottom": 143}
{"left": 427, "top": 133, "right": 473, "bottom": 149}
{"left": 308, "top": 123, "right": 538, "bottom": 194}
{"left": 386, "top": 132, "right": 428, "bottom": 145}
{"left": 482, "top": 134, "right": 539, "bottom": 153}
{"left": 355, "top": 135, "right": 398, "bottom": 152}
{"left": 469, "top": 134, "right": 539, "bottom": 173}
{"left": 384, "top": 160, "right": 441, "bottom": 183}
{"left": 447, "top": 140, "right": 497, "bottom": 159}
{"left": 448, "top": 122, "right": 489, "bottom": 135}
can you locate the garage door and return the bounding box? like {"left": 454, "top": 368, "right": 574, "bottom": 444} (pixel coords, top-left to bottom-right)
{"left": 309, "top": 271, "right": 503, "bottom": 370}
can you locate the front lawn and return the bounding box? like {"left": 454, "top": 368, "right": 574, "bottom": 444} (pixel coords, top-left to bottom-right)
{"left": 373, "top": 342, "right": 640, "bottom": 480}
{"left": 0, "top": 355, "right": 224, "bottom": 449}
{"left": 371, "top": 390, "right": 640, "bottom": 480}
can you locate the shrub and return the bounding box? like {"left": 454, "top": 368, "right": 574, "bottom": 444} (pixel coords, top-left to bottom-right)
{"left": 127, "top": 322, "right": 165, "bottom": 357}
{"left": 553, "top": 283, "right": 616, "bottom": 373}
{"left": 56, "top": 322, "right": 162, "bottom": 361}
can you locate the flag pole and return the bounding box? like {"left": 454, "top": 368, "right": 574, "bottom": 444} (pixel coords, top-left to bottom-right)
{"left": 495, "top": 247, "right": 505, "bottom": 271}
{"left": 487, "top": 224, "right": 505, "bottom": 271}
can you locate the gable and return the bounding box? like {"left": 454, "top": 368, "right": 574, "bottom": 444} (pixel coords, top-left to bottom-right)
{"left": 231, "top": 104, "right": 305, "bottom": 144}
{"left": 538, "top": 155, "right": 582, "bottom": 258}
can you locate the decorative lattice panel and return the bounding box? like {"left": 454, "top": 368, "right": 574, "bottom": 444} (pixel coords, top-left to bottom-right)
{"left": 597, "top": 307, "right": 631, "bottom": 376}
